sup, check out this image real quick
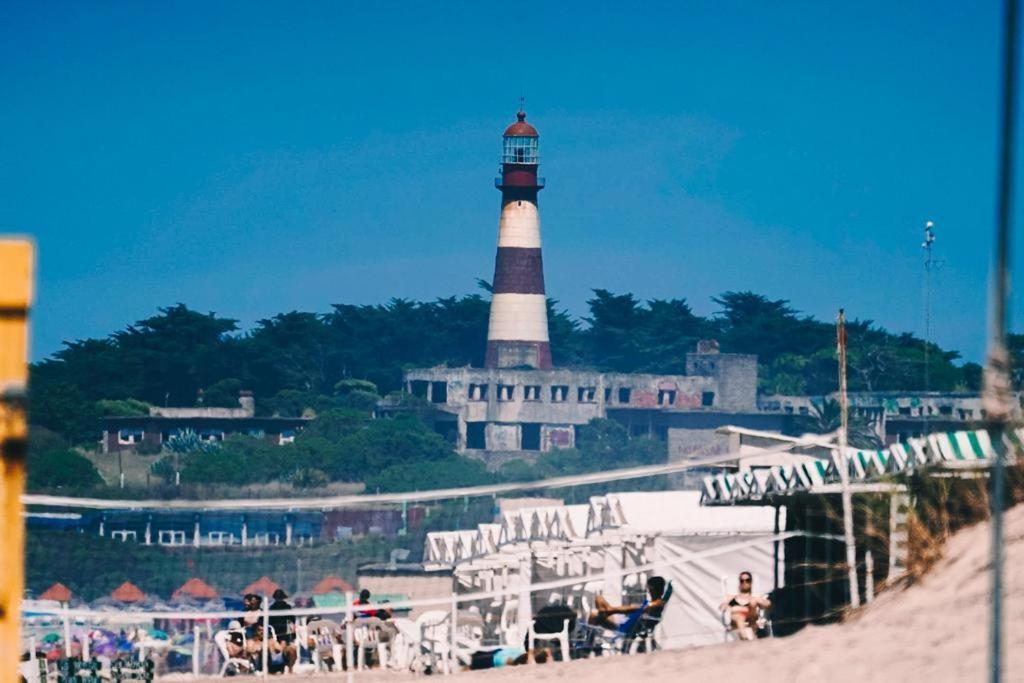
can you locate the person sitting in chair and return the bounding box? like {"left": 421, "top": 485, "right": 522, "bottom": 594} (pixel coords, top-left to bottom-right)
{"left": 588, "top": 576, "right": 667, "bottom": 630}
{"left": 719, "top": 571, "right": 771, "bottom": 641}
{"left": 246, "top": 623, "right": 298, "bottom": 674}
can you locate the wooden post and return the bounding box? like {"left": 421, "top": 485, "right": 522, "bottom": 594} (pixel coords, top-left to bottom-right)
{"left": 0, "top": 240, "right": 33, "bottom": 682}
{"left": 837, "top": 309, "right": 861, "bottom": 608}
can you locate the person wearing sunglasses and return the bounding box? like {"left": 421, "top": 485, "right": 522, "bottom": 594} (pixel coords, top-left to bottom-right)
{"left": 719, "top": 571, "right": 771, "bottom": 640}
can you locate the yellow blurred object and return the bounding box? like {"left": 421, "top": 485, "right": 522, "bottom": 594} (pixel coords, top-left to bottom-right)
{"left": 0, "top": 238, "right": 33, "bottom": 681}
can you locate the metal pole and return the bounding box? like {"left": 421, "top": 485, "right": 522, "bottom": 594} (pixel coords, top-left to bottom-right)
{"left": 987, "top": 2, "right": 1019, "bottom": 682}
{"left": 344, "top": 591, "right": 354, "bottom": 683}
{"left": 193, "top": 625, "right": 201, "bottom": 677}
{"left": 837, "top": 309, "right": 861, "bottom": 608}
{"left": 261, "top": 595, "right": 269, "bottom": 680}
{"left": 0, "top": 240, "right": 32, "bottom": 683}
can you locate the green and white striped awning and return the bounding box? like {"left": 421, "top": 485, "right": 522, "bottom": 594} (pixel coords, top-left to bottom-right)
{"left": 700, "top": 427, "right": 1020, "bottom": 505}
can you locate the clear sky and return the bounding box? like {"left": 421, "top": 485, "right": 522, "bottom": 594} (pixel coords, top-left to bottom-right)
{"left": 0, "top": 1, "right": 1015, "bottom": 362}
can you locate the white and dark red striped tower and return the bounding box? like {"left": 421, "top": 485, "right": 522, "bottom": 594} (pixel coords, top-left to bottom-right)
{"left": 485, "top": 110, "right": 551, "bottom": 369}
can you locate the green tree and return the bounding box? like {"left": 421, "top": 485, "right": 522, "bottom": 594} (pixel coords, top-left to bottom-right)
{"left": 95, "top": 398, "right": 151, "bottom": 417}
{"left": 200, "top": 378, "right": 243, "bottom": 407}
{"left": 790, "top": 398, "right": 882, "bottom": 449}
{"left": 28, "top": 450, "right": 103, "bottom": 490}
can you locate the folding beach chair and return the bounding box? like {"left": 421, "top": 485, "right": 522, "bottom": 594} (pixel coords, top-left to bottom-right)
{"left": 573, "top": 581, "right": 673, "bottom": 656}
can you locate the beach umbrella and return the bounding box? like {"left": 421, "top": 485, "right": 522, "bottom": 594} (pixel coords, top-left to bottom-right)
{"left": 149, "top": 628, "right": 169, "bottom": 640}
{"left": 42, "top": 632, "right": 60, "bottom": 643}
{"left": 110, "top": 581, "right": 145, "bottom": 603}
{"left": 240, "top": 576, "right": 280, "bottom": 596}
{"left": 39, "top": 582, "right": 73, "bottom": 602}
{"left": 172, "top": 577, "right": 218, "bottom": 601}
{"left": 312, "top": 575, "right": 354, "bottom": 594}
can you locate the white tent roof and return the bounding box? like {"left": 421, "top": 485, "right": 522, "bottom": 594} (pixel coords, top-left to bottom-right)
{"left": 593, "top": 491, "right": 780, "bottom": 535}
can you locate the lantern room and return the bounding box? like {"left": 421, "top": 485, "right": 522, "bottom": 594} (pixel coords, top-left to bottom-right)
{"left": 502, "top": 111, "right": 539, "bottom": 165}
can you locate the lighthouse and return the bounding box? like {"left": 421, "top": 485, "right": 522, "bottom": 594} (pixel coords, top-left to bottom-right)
{"left": 485, "top": 110, "right": 552, "bottom": 370}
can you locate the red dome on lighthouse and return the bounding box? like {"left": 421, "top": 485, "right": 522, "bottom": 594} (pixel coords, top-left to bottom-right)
{"left": 504, "top": 111, "right": 539, "bottom": 137}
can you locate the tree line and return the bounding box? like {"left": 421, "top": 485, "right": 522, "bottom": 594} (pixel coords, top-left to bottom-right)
{"left": 30, "top": 288, "right": 984, "bottom": 448}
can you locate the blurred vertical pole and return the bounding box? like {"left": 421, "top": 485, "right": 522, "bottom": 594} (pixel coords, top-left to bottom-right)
{"left": 0, "top": 239, "right": 33, "bottom": 682}
{"left": 344, "top": 591, "right": 354, "bottom": 683}
{"left": 987, "top": 2, "right": 1018, "bottom": 682}
{"left": 837, "top": 309, "right": 860, "bottom": 608}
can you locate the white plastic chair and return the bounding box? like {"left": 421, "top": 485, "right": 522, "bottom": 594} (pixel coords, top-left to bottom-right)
{"left": 416, "top": 610, "right": 451, "bottom": 675}
{"left": 351, "top": 617, "right": 390, "bottom": 670}
{"left": 527, "top": 618, "right": 571, "bottom": 661}
{"left": 213, "top": 629, "right": 252, "bottom": 676}
{"left": 498, "top": 599, "right": 519, "bottom": 647}
{"left": 306, "top": 619, "right": 343, "bottom": 672}
{"left": 388, "top": 618, "right": 420, "bottom": 671}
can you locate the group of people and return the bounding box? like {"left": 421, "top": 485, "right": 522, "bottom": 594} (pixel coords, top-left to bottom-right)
{"left": 224, "top": 590, "right": 299, "bottom": 674}
{"left": 588, "top": 571, "right": 771, "bottom": 642}
{"left": 223, "top": 573, "right": 768, "bottom": 675}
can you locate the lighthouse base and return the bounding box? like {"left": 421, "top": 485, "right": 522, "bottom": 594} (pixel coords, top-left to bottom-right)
{"left": 485, "top": 340, "right": 552, "bottom": 370}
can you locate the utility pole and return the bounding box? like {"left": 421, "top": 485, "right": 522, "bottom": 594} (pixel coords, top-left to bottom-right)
{"left": 837, "top": 309, "right": 860, "bottom": 608}
{"left": 0, "top": 239, "right": 34, "bottom": 681}
{"left": 986, "top": 1, "right": 1018, "bottom": 681}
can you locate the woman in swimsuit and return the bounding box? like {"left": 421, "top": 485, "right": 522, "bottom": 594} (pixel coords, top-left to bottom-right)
{"left": 719, "top": 571, "right": 771, "bottom": 641}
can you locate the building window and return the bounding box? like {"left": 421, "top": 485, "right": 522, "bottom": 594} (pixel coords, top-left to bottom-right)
{"left": 199, "top": 429, "right": 224, "bottom": 442}
{"left": 279, "top": 429, "right": 296, "bottom": 445}
{"left": 899, "top": 407, "right": 911, "bottom": 416}
{"left": 798, "top": 406, "right": 808, "bottom": 415}
{"left": 551, "top": 385, "right": 569, "bottom": 402}
{"left": 577, "top": 387, "right": 596, "bottom": 403}
{"left": 521, "top": 423, "right": 541, "bottom": 451}
{"left": 466, "top": 422, "right": 486, "bottom": 449}
{"left": 497, "top": 384, "right": 516, "bottom": 402}
{"left": 158, "top": 530, "right": 186, "bottom": 546}
{"left": 207, "top": 531, "right": 235, "bottom": 545}
{"left": 604, "top": 388, "right": 612, "bottom": 402}
{"left": 939, "top": 405, "right": 953, "bottom": 416}
{"left": 469, "top": 384, "right": 489, "bottom": 401}
{"left": 117, "top": 428, "right": 145, "bottom": 445}
{"left": 702, "top": 392, "right": 715, "bottom": 407}
{"left": 410, "top": 380, "right": 429, "bottom": 399}
{"left": 431, "top": 381, "right": 448, "bottom": 403}
{"left": 111, "top": 530, "right": 137, "bottom": 543}
{"left": 618, "top": 388, "right": 632, "bottom": 404}
{"left": 657, "top": 390, "right": 676, "bottom": 406}
{"left": 524, "top": 385, "right": 542, "bottom": 401}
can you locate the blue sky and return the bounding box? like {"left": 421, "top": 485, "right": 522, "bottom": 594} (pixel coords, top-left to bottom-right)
{"left": 0, "top": 1, "right": 1013, "bottom": 362}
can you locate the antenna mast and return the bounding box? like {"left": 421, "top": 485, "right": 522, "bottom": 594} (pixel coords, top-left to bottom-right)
{"left": 923, "top": 220, "right": 936, "bottom": 411}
